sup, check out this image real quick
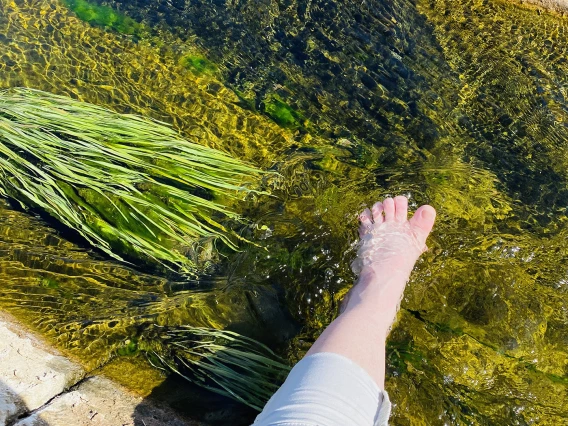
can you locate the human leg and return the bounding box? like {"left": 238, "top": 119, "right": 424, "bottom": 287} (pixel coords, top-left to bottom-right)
{"left": 254, "top": 196, "right": 436, "bottom": 425}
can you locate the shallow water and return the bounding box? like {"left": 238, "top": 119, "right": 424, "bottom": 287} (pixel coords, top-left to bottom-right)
{"left": 0, "top": 0, "right": 567, "bottom": 424}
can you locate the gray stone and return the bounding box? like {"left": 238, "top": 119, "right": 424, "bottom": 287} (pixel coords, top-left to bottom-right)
{"left": 0, "top": 382, "right": 25, "bottom": 426}
{"left": 0, "top": 312, "right": 194, "bottom": 426}
{"left": 13, "top": 376, "right": 191, "bottom": 426}
{"left": 0, "top": 313, "right": 85, "bottom": 424}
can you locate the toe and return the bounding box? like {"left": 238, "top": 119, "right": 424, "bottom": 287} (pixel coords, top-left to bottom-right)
{"left": 409, "top": 205, "right": 436, "bottom": 243}
{"left": 359, "top": 208, "right": 373, "bottom": 237}
{"left": 371, "top": 201, "right": 384, "bottom": 224}
{"left": 383, "top": 197, "right": 395, "bottom": 221}
{"left": 394, "top": 196, "right": 408, "bottom": 222}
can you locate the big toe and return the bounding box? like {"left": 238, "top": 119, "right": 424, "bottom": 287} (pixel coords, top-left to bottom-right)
{"left": 409, "top": 205, "right": 436, "bottom": 242}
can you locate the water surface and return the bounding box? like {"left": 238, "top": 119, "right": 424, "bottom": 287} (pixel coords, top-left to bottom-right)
{"left": 0, "top": 0, "right": 567, "bottom": 424}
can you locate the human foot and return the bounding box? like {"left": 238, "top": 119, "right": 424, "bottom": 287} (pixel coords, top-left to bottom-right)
{"left": 344, "top": 196, "right": 436, "bottom": 321}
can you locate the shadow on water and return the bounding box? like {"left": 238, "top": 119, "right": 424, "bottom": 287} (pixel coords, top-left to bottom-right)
{"left": 132, "top": 376, "right": 257, "bottom": 426}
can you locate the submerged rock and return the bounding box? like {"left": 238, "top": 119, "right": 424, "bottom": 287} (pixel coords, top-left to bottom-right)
{"left": 517, "top": 0, "right": 568, "bottom": 14}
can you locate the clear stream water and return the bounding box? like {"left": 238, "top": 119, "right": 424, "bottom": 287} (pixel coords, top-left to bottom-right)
{"left": 0, "top": 0, "right": 567, "bottom": 424}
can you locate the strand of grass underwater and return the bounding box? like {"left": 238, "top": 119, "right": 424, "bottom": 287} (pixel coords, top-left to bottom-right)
{"left": 138, "top": 325, "right": 291, "bottom": 411}
{"left": 0, "top": 87, "right": 265, "bottom": 274}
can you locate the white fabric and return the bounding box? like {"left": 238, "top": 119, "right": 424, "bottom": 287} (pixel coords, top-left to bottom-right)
{"left": 253, "top": 352, "right": 391, "bottom": 426}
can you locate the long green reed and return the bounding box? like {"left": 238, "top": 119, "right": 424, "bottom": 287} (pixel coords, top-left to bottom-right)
{"left": 140, "top": 325, "right": 291, "bottom": 411}
{"left": 0, "top": 88, "right": 262, "bottom": 273}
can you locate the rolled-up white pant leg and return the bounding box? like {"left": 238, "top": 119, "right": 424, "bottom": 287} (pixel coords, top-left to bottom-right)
{"left": 253, "top": 352, "right": 391, "bottom": 426}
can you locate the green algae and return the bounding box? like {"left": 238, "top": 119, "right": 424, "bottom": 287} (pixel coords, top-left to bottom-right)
{"left": 262, "top": 94, "right": 305, "bottom": 129}
{"left": 116, "top": 338, "right": 139, "bottom": 357}
{"left": 63, "top": 0, "right": 143, "bottom": 36}
{"left": 180, "top": 54, "right": 218, "bottom": 75}
{"left": 40, "top": 278, "right": 59, "bottom": 289}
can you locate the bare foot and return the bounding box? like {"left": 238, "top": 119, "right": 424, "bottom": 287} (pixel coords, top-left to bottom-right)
{"left": 344, "top": 196, "right": 436, "bottom": 325}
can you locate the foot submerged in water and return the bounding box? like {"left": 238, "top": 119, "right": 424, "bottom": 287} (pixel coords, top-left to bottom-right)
{"left": 344, "top": 196, "right": 436, "bottom": 321}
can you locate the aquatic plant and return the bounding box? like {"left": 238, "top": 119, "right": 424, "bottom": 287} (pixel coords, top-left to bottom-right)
{"left": 262, "top": 95, "right": 304, "bottom": 129}
{"left": 0, "top": 88, "right": 262, "bottom": 273}
{"left": 63, "top": 0, "right": 143, "bottom": 36}
{"left": 180, "top": 54, "right": 218, "bottom": 75}
{"left": 141, "top": 325, "right": 291, "bottom": 410}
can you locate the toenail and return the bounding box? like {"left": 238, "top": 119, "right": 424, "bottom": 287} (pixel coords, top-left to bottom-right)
{"left": 421, "top": 208, "right": 435, "bottom": 220}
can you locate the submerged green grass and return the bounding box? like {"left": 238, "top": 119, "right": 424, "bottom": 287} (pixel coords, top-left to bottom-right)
{"left": 0, "top": 88, "right": 262, "bottom": 273}
{"left": 141, "top": 325, "right": 291, "bottom": 411}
